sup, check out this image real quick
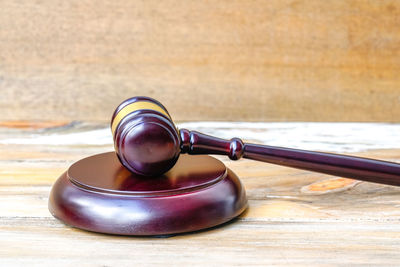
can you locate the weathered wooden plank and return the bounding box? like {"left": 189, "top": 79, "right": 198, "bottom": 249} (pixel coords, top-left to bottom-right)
{"left": 1, "top": 220, "right": 400, "bottom": 266}
{"left": 1, "top": 122, "right": 400, "bottom": 266}
{"left": 1, "top": 1, "right": 400, "bottom": 122}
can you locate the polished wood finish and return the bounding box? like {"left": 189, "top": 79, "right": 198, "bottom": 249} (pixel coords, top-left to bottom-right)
{"left": 2, "top": 121, "right": 400, "bottom": 265}
{"left": 112, "top": 96, "right": 181, "bottom": 176}
{"left": 113, "top": 96, "right": 400, "bottom": 186}
{"left": 181, "top": 130, "right": 400, "bottom": 186}
{"left": 1, "top": 1, "right": 400, "bottom": 122}
{"left": 49, "top": 152, "right": 247, "bottom": 235}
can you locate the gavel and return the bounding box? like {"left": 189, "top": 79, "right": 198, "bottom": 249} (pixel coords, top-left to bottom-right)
{"left": 111, "top": 96, "right": 400, "bottom": 186}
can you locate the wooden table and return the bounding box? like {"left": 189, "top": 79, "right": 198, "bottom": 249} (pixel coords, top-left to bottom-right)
{"left": 1, "top": 121, "right": 400, "bottom": 266}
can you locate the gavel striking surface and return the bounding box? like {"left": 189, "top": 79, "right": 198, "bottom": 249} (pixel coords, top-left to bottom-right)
{"left": 49, "top": 152, "right": 247, "bottom": 235}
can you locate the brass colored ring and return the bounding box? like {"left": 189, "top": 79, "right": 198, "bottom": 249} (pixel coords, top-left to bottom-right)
{"left": 111, "top": 101, "right": 171, "bottom": 135}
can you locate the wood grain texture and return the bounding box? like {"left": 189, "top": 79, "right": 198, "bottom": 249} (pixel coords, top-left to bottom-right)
{"left": 1, "top": 1, "right": 400, "bottom": 122}
{"left": 1, "top": 121, "right": 400, "bottom": 266}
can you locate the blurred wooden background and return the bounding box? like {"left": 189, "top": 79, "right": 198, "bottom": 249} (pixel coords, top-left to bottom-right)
{"left": 1, "top": 0, "right": 399, "bottom": 122}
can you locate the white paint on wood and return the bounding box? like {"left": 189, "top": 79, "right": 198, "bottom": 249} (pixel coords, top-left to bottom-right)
{"left": 1, "top": 122, "right": 399, "bottom": 153}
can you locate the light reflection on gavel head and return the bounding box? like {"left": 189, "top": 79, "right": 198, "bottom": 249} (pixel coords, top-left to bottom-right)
{"left": 111, "top": 96, "right": 181, "bottom": 176}
{"left": 111, "top": 96, "right": 400, "bottom": 187}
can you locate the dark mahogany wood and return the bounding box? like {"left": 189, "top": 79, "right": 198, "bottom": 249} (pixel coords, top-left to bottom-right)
{"left": 112, "top": 96, "right": 400, "bottom": 186}
{"left": 180, "top": 130, "right": 400, "bottom": 187}
{"left": 48, "top": 152, "right": 247, "bottom": 236}
{"left": 112, "top": 96, "right": 181, "bottom": 176}
{"left": 49, "top": 96, "right": 400, "bottom": 236}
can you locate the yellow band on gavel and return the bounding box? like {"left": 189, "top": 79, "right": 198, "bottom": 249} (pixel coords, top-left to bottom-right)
{"left": 111, "top": 101, "right": 171, "bottom": 135}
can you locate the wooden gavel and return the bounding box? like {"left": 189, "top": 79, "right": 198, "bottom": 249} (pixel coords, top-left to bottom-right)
{"left": 111, "top": 96, "right": 400, "bottom": 186}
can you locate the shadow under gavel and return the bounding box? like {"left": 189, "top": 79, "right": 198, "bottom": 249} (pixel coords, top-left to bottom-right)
{"left": 111, "top": 96, "right": 400, "bottom": 186}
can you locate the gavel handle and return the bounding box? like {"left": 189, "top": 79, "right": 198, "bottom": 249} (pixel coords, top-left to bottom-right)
{"left": 179, "top": 129, "right": 400, "bottom": 186}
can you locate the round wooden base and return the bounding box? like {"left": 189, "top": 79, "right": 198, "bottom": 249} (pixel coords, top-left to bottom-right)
{"left": 48, "top": 152, "right": 247, "bottom": 236}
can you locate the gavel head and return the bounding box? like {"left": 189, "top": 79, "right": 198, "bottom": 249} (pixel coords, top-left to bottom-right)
{"left": 111, "top": 96, "right": 181, "bottom": 176}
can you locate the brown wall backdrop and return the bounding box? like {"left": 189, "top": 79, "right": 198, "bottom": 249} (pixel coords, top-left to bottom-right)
{"left": 1, "top": 0, "right": 399, "bottom": 122}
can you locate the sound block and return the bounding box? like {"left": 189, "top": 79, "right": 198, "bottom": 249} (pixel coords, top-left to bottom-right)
{"left": 48, "top": 152, "right": 247, "bottom": 236}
